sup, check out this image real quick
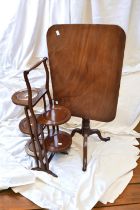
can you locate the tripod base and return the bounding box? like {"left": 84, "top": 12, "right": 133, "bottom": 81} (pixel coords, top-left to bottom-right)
{"left": 71, "top": 119, "right": 110, "bottom": 171}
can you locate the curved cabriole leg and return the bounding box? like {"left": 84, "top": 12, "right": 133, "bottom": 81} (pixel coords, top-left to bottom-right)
{"left": 71, "top": 128, "right": 82, "bottom": 137}
{"left": 82, "top": 133, "right": 88, "bottom": 171}
{"left": 71, "top": 119, "right": 110, "bottom": 171}
{"left": 90, "top": 129, "right": 110, "bottom": 142}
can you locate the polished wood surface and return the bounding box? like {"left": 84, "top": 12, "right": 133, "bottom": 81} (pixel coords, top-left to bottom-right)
{"left": 25, "top": 131, "right": 72, "bottom": 156}
{"left": 71, "top": 118, "right": 110, "bottom": 171}
{"left": 47, "top": 24, "right": 126, "bottom": 122}
{"left": 11, "top": 58, "right": 50, "bottom": 108}
{"left": 12, "top": 88, "right": 47, "bottom": 107}
{"left": 37, "top": 105, "right": 71, "bottom": 126}
{"left": 11, "top": 57, "right": 51, "bottom": 171}
{"left": 45, "top": 131, "right": 72, "bottom": 152}
{"left": 47, "top": 24, "right": 126, "bottom": 171}
{"left": 19, "top": 115, "right": 41, "bottom": 135}
{"left": 6, "top": 56, "right": 72, "bottom": 177}
{"left": 4, "top": 24, "right": 138, "bottom": 209}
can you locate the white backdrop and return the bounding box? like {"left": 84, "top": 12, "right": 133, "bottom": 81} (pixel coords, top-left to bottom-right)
{"left": 0, "top": 0, "right": 140, "bottom": 130}
{"left": 0, "top": 1, "right": 140, "bottom": 210}
{"left": 0, "top": 0, "right": 140, "bottom": 73}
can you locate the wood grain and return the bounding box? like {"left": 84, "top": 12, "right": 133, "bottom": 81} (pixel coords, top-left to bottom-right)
{"left": 0, "top": 189, "right": 41, "bottom": 210}
{"left": 47, "top": 24, "right": 126, "bottom": 122}
{"left": 93, "top": 204, "right": 140, "bottom": 210}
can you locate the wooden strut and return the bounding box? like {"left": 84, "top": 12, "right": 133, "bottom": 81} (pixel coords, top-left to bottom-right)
{"left": 24, "top": 107, "right": 39, "bottom": 168}
{"left": 40, "top": 125, "right": 58, "bottom": 177}
{"left": 71, "top": 118, "right": 110, "bottom": 171}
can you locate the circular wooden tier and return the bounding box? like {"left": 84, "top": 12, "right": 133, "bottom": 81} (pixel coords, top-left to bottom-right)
{"left": 25, "top": 131, "right": 72, "bottom": 157}
{"left": 19, "top": 104, "right": 71, "bottom": 135}
{"left": 19, "top": 115, "right": 41, "bottom": 135}
{"left": 37, "top": 105, "right": 71, "bottom": 126}
{"left": 11, "top": 88, "right": 46, "bottom": 106}
{"left": 45, "top": 131, "right": 72, "bottom": 152}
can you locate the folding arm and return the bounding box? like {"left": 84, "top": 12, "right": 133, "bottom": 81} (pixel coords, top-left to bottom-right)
{"left": 24, "top": 57, "right": 52, "bottom": 107}
{"left": 24, "top": 57, "right": 48, "bottom": 72}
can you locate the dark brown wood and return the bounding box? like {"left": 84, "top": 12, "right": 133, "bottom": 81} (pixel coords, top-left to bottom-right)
{"left": 7, "top": 24, "right": 139, "bottom": 209}
{"left": 45, "top": 131, "right": 72, "bottom": 152}
{"left": 71, "top": 119, "right": 110, "bottom": 170}
{"left": 12, "top": 56, "right": 72, "bottom": 176}
{"left": 25, "top": 131, "right": 72, "bottom": 155}
{"left": 11, "top": 88, "right": 46, "bottom": 107}
{"left": 23, "top": 58, "right": 72, "bottom": 176}
{"left": 47, "top": 24, "right": 126, "bottom": 122}
{"left": 11, "top": 57, "right": 49, "bottom": 108}
{"left": 19, "top": 115, "right": 41, "bottom": 135}
{"left": 47, "top": 24, "right": 126, "bottom": 171}
{"left": 11, "top": 57, "right": 50, "bottom": 168}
